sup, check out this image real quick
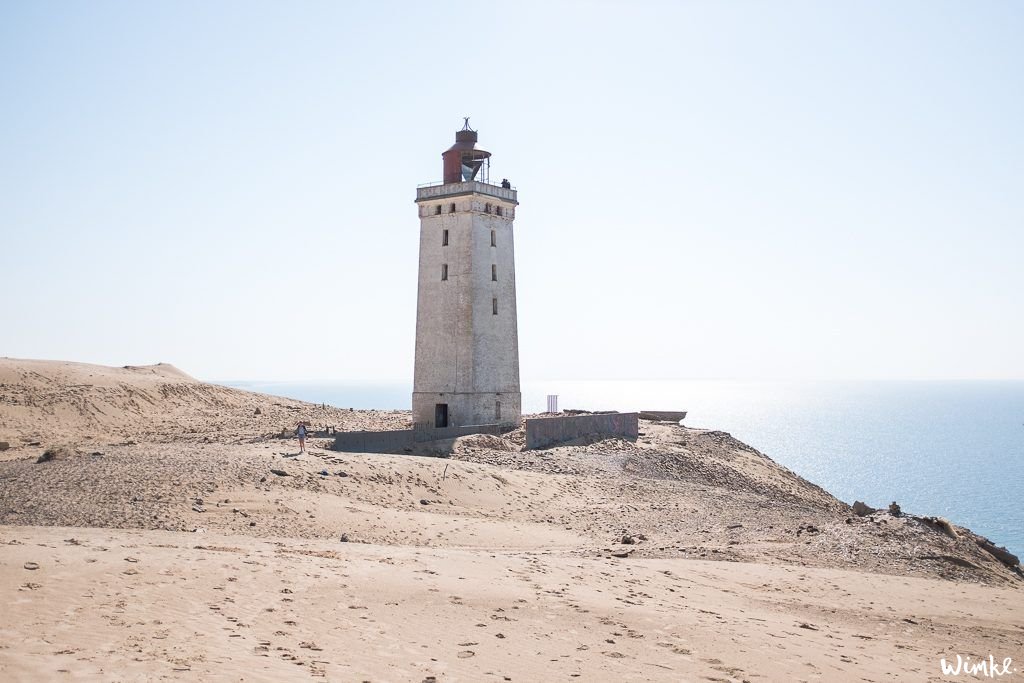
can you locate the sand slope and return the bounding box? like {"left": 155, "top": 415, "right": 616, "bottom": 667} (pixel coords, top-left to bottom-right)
{"left": 1, "top": 359, "right": 1022, "bottom": 681}
{"left": 0, "top": 357, "right": 409, "bottom": 447}
{"left": 4, "top": 526, "right": 1022, "bottom": 682}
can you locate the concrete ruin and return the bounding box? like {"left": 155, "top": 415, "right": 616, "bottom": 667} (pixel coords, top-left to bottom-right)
{"left": 525, "top": 413, "right": 639, "bottom": 450}
{"left": 638, "top": 411, "right": 688, "bottom": 422}
{"left": 331, "top": 423, "right": 514, "bottom": 454}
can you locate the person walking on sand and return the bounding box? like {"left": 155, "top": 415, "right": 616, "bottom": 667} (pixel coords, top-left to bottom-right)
{"left": 296, "top": 422, "right": 308, "bottom": 454}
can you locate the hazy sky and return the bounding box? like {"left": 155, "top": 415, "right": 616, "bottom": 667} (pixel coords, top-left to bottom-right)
{"left": 1, "top": 1, "right": 1021, "bottom": 381}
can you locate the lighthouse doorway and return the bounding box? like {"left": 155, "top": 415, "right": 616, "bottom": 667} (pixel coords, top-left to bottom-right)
{"left": 434, "top": 403, "right": 449, "bottom": 429}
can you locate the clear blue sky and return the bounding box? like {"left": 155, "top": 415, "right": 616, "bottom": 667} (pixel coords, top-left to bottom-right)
{"left": 1, "top": 1, "right": 1021, "bottom": 381}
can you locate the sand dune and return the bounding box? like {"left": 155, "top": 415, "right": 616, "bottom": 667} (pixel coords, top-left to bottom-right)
{"left": 0, "top": 357, "right": 410, "bottom": 448}
{"left": 1, "top": 359, "right": 1022, "bottom": 681}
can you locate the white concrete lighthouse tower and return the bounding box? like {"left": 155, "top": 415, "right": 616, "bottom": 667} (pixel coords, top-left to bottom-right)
{"left": 412, "top": 121, "right": 521, "bottom": 430}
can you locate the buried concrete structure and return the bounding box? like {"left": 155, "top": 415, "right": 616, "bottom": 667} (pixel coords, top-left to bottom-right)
{"left": 638, "top": 411, "right": 688, "bottom": 422}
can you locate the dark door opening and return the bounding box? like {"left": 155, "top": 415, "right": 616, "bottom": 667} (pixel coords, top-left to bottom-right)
{"left": 435, "top": 403, "right": 449, "bottom": 429}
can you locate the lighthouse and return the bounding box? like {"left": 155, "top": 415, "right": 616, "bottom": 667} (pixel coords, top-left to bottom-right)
{"left": 412, "top": 121, "right": 521, "bottom": 430}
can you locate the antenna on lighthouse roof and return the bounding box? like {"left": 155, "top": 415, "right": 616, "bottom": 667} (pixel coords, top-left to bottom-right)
{"left": 461, "top": 117, "right": 475, "bottom": 132}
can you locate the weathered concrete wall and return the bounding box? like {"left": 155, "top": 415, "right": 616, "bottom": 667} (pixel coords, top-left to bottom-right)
{"left": 410, "top": 392, "right": 521, "bottom": 433}
{"left": 329, "top": 429, "right": 415, "bottom": 454}
{"left": 416, "top": 422, "right": 515, "bottom": 442}
{"left": 525, "top": 413, "right": 639, "bottom": 450}
{"left": 331, "top": 423, "right": 515, "bottom": 454}
{"left": 412, "top": 182, "right": 521, "bottom": 430}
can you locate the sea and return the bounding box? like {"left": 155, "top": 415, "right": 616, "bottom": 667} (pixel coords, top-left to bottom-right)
{"left": 223, "top": 379, "right": 1024, "bottom": 555}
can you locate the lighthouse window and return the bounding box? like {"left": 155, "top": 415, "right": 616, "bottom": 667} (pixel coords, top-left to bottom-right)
{"left": 442, "top": 229, "right": 449, "bottom": 246}
{"left": 496, "top": 206, "right": 503, "bottom": 217}
{"left": 490, "top": 230, "right": 496, "bottom": 247}
{"left": 492, "top": 297, "right": 498, "bottom": 315}
{"left": 435, "top": 205, "right": 442, "bottom": 215}
{"left": 449, "top": 203, "right": 456, "bottom": 213}
{"left": 441, "top": 264, "right": 448, "bottom": 281}
{"left": 491, "top": 264, "right": 497, "bottom": 281}
{"left": 485, "top": 203, "right": 492, "bottom": 214}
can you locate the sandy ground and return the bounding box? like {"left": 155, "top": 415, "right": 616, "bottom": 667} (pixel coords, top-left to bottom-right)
{"left": 1, "top": 358, "right": 1022, "bottom": 681}
{"left": 4, "top": 525, "right": 1022, "bottom": 683}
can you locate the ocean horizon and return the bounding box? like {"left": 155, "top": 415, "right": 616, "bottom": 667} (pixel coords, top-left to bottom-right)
{"left": 221, "top": 378, "right": 1024, "bottom": 555}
